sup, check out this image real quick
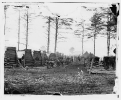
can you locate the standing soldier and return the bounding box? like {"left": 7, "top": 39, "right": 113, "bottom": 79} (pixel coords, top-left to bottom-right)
{"left": 22, "top": 54, "right": 25, "bottom": 67}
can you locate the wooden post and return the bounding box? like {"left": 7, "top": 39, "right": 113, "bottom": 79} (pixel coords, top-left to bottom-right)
{"left": 23, "top": 57, "right": 25, "bottom": 67}
{"left": 89, "top": 58, "right": 94, "bottom": 74}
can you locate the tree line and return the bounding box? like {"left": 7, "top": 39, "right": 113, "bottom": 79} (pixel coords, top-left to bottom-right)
{"left": 4, "top": 5, "right": 118, "bottom": 56}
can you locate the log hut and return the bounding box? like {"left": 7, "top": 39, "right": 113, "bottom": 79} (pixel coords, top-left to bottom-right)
{"left": 33, "top": 51, "right": 42, "bottom": 67}
{"left": 4, "top": 47, "right": 18, "bottom": 67}
{"left": 24, "top": 49, "right": 34, "bottom": 67}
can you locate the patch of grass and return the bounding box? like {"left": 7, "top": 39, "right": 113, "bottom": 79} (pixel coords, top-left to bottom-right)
{"left": 4, "top": 67, "right": 115, "bottom": 95}
{"left": 107, "top": 79, "right": 115, "bottom": 86}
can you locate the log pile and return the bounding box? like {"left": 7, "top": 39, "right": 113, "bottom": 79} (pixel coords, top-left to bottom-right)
{"left": 24, "top": 49, "right": 34, "bottom": 67}
{"left": 4, "top": 47, "right": 18, "bottom": 67}
{"left": 33, "top": 51, "right": 42, "bottom": 66}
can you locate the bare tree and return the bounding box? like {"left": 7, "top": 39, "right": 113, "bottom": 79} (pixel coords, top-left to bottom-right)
{"left": 86, "top": 12, "right": 104, "bottom": 56}
{"left": 43, "top": 15, "right": 73, "bottom": 53}
{"left": 41, "top": 16, "right": 55, "bottom": 53}
{"left": 54, "top": 16, "right": 59, "bottom": 53}
{"left": 83, "top": 6, "right": 118, "bottom": 56}
{"left": 14, "top": 6, "right": 24, "bottom": 51}
{"left": 54, "top": 17, "right": 73, "bottom": 53}
{"left": 100, "top": 7, "right": 118, "bottom": 56}
{"left": 37, "top": 8, "right": 73, "bottom": 53}
{"left": 74, "top": 19, "right": 87, "bottom": 55}
{"left": 21, "top": 6, "right": 41, "bottom": 49}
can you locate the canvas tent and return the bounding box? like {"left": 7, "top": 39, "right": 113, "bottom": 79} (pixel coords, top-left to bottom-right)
{"left": 81, "top": 52, "right": 100, "bottom": 67}
{"left": 49, "top": 53, "right": 57, "bottom": 61}
{"left": 17, "top": 50, "right": 25, "bottom": 58}
{"left": 81, "top": 52, "right": 95, "bottom": 58}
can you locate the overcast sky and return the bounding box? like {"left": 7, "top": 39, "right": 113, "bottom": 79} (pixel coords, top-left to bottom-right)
{"left": 4, "top": 2, "right": 117, "bottom": 57}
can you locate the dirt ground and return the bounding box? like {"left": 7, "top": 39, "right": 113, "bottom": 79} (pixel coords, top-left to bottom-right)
{"left": 4, "top": 64, "right": 116, "bottom": 95}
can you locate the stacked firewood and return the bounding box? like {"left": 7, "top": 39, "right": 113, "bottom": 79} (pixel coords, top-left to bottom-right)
{"left": 4, "top": 47, "right": 18, "bottom": 67}
{"left": 33, "top": 51, "right": 42, "bottom": 66}
{"left": 24, "top": 49, "right": 34, "bottom": 67}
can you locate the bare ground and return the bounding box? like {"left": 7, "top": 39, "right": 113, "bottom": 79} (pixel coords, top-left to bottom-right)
{"left": 4, "top": 64, "right": 116, "bottom": 95}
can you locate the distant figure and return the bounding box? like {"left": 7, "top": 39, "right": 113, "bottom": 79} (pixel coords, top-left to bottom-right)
{"left": 21, "top": 54, "right": 25, "bottom": 67}
{"left": 22, "top": 54, "right": 25, "bottom": 60}
{"left": 18, "top": 58, "right": 22, "bottom": 64}
{"left": 78, "top": 56, "right": 80, "bottom": 61}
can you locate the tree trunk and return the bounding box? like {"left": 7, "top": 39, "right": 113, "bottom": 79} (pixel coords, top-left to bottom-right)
{"left": 94, "top": 34, "right": 96, "bottom": 56}
{"left": 54, "top": 17, "right": 58, "bottom": 53}
{"left": 18, "top": 10, "right": 20, "bottom": 51}
{"left": 107, "top": 13, "right": 111, "bottom": 56}
{"left": 4, "top": 9, "right": 6, "bottom": 35}
{"left": 82, "top": 25, "right": 84, "bottom": 55}
{"left": 82, "top": 36, "right": 84, "bottom": 55}
{"left": 26, "top": 9, "right": 28, "bottom": 49}
{"left": 107, "top": 31, "right": 110, "bottom": 56}
{"left": 47, "top": 16, "right": 50, "bottom": 53}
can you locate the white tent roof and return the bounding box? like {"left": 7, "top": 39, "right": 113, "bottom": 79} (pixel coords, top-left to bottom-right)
{"left": 17, "top": 51, "right": 25, "bottom": 58}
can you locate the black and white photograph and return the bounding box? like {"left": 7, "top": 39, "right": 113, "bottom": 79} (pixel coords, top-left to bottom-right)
{"left": 1, "top": 1, "right": 120, "bottom": 97}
